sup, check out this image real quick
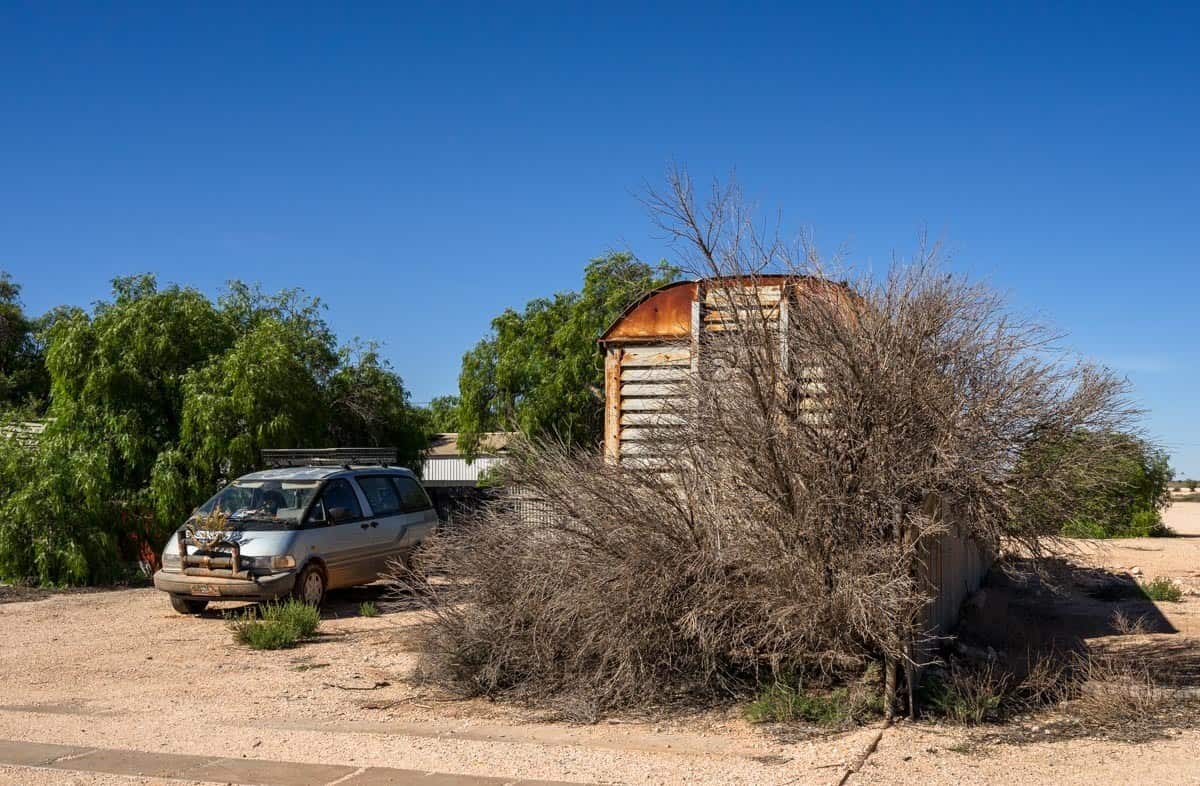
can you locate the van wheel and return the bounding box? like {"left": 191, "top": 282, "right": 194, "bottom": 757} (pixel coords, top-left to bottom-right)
{"left": 170, "top": 596, "right": 209, "bottom": 614}
{"left": 293, "top": 564, "right": 326, "bottom": 606}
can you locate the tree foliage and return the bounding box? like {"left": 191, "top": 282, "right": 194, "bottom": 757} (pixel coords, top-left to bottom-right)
{"left": 0, "top": 275, "right": 428, "bottom": 585}
{"left": 0, "top": 271, "right": 49, "bottom": 410}
{"left": 455, "top": 252, "right": 678, "bottom": 456}
{"left": 1033, "top": 431, "right": 1173, "bottom": 537}
{"left": 421, "top": 395, "right": 462, "bottom": 433}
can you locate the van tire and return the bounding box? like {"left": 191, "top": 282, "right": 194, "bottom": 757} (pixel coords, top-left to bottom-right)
{"left": 170, "top": 595, "right": 209, "bottom": 614}
{"left": 292, "top": 564, "right": 326, "bottom": 607}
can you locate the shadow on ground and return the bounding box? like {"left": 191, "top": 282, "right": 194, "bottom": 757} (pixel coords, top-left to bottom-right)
{"left": 950, "top": 556, "right": 1200, "bottom": 746}
{"left": 956, "top": 557, "right": 1178, "bottom": 667}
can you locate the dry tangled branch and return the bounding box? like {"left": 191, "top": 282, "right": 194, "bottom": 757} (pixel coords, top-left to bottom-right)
{"left": 400, "top": 170, "right": 1140, "bottom": 717}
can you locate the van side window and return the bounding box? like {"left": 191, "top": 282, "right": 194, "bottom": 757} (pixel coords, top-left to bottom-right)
{"left": 392, "top": 476, "right": 432, "bottom": 513}
{"left": 356, "top": 476, "right": 403, "bottom": 516}
{"left": 313, "top": 478, "right": 362, "bottom": 524}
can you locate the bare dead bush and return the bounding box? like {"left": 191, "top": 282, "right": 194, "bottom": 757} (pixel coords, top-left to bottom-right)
{"left": 402, "top": 170, "right": 1140, "bottom": 717}
{"left": 936, "top": 640, "right": 1198, "bottom": 743}
{"left": 1064, "top": 646, "right": 1194, "bottom": 734}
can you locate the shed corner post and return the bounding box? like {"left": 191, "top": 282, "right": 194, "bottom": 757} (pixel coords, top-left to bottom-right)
{"left": 604, "top": 345, "right": 623, "bottom": 463}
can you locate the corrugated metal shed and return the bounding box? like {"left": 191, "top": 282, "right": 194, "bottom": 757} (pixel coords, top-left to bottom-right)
{"left": 598, "top": 276, "right": 852, "bottom": 466}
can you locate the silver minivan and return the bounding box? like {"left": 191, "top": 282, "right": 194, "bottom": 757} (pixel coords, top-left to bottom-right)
{"left": 153, "top": 465, "right": 437, "bottom": 613}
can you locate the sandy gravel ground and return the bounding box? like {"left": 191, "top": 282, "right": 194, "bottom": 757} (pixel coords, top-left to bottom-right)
{"left": 0, "top": 505, "right": 1198, "bottom": 785}
{"left": 0, "top": 585, "right": 877, "bottom": 785}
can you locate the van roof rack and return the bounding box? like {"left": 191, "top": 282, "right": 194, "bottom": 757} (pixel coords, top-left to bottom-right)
{"left": 261, "top": 447, "right": 398, "bottom": 468}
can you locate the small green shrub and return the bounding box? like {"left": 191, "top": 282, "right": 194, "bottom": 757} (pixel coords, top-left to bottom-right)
{"left": 359, "top": 600, "right": 379, "bottom": 617}
{"left": 231, "top": 618, "right": 301, "bottom": 650}
{"left": 1061, "top": 509, "right": 1174, "bottom": 539}
{"left": 921, "top": 662, "right": 1009, "bottom": 724}
{"left": 271, "top": 598, "right": 321, "bottom": 636}
{"left": 746, "top": 683, "right": 849, "bottom": 725}
{"left": 1061, "top": 518, "right": 1108, "bottom": 539}
{"left": 227, "top": 599, "right": 322, "bottom": 650}
{"left": 745, "top": 675, "right": 883, "bottom": 727}
{"left": 1140, "top": 577, "right": 1183, "bottom": 603}
{"left": 1127, "top": 508, "right": 1174, "bottom": 538}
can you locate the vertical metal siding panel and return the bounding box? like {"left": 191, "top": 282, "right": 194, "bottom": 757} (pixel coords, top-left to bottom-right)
{"left": 421, "top": 456, "right": 501, "bottom": 484}
{"left": 923, "top": 524, "right": 993, "bottom": 637}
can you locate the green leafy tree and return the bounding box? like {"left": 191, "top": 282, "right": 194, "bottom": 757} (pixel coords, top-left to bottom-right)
{"left": 0, "top": 275, "right": 429, "bottom": 585}
{"left": 423, "top": 395, "right": 461, "bottom": 433}
{"left": 0, "top": 272, "right": 49, "bottom": 410}
{"left": 325, "top": 342, "right": 431, "bottom": 468}
{"left": 1021, "top": 430, "right": 1174, "bottom": 538}
{"left": 456, "top": 253, "right": 678, "bottom": 456}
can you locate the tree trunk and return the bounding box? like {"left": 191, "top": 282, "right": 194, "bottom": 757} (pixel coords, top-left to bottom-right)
{"left": 905, "top": 648, "right": 917, "bottom": 721}
{"left": 883, "top": 656, "right": 897, "bottom": 720}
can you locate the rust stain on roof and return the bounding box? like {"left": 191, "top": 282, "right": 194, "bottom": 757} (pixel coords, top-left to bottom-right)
{"left": 599, "top": 276, "right": 856, "bottom": 344}
{"left": 600, "top": 281, "right": 697, "bottom": 343}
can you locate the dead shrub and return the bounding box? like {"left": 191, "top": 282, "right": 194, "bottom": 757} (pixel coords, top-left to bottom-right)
{"left": 401, "top": 170, "right": 1139, "bottom": 717}
{"left": 1067, "top": 649, "right": 1178, "bottom": 730}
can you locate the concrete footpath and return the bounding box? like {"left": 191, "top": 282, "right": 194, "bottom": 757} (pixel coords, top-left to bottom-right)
{"left": 0, "top": 739, "right": 591, "bottom": 786}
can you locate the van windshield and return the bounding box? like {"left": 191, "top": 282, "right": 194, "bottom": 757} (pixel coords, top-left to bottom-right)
{"left": 194, "top": 480, "right": 321, "bottom": 530}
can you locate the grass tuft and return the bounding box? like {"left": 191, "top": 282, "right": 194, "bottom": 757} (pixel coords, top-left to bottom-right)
{"left": 746, "top": 684, "right": 848, "bottom": 726}
{"left": 359, "top": 600, "right": 380, "bottom": 617}
{"left": 921, "top": 661, "right": 1009, "bottom": 724}
{"left": 745, "top": 672, "right": 882, "bottom": 727}
{"left": 228, "top": 599, "right": 322, "bottom": 650}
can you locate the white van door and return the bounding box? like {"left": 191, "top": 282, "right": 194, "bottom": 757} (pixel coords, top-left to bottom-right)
{"left": 391, "top": 475, "right": 438, "bottom": 552}
{"left": 352, "top": 475, "right": 409, "bottom": 578}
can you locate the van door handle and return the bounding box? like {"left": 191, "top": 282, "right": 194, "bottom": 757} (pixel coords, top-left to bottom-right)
{"left": 369, "top": 521, "right": 379, "bottom": 528}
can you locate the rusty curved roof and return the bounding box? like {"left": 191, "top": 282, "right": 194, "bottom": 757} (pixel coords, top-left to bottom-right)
{"left": 599, "top": 275, "right": 854, "bottom": 344}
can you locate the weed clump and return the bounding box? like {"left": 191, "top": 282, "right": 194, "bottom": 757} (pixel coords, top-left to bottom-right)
{"left": 746, "top": 670, "right": 883, "bottom": 727}
{"left": 228, "top": 599, "right": 321, "bottom": 650}
{"left": 921, "top": 661, "right": 1011, "bottom": 724}
{"left": 359, "top": 600, "right": 380, "bottom": 617}
{"left": 1140, "top": 577, "right": 1183, "bottom": 603}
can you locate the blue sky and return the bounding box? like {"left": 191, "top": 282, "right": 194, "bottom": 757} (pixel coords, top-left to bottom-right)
{"left": 2, "top": 2, "right": 1198, "bottom": 473}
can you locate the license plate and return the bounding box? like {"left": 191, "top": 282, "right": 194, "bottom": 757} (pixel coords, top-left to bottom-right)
{"left": 191, "top": 584, "right": 221, "bottom": 597}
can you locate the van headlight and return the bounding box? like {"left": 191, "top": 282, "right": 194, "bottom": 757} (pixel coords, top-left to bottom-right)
{"left": 161, "top": 552, "right": 181, "bottom": 570}
{"left": 245, "top": 555, "right": 296, "bottom": 571}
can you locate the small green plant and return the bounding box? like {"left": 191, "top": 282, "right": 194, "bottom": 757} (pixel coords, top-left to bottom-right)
{"left": 1061, "top": 509, "right": 1174, "bottom": 539}
{"left": 274, "top": 598, "right": 321, "bottom": 637}
{"left": 746, "top": 683, "right": 845, "bottom": 725}
{"left": 359, "top": 600, "right": 379, "bottom": 617}
{"left": 1061, "top": 518, "right": 1108, "bottom": 539}
{"left": 1140, "top": 577, "right": 1183, "bottom": 603}
{"left": 921, "top": 661, "right": 1009, "bottom": 724}
{"left": 1127, "top": 508, "right": 1173, "bottom": 538}
{"left": 227, "top": 599, "right": 322, "bottom": 650}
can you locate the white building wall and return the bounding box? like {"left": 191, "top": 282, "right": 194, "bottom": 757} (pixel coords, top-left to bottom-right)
{"left": 421, "top": 456, "right": 502, "bottom": 484}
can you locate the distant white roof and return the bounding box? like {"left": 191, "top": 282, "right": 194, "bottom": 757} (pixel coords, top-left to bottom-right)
{"left": 425, "top": 432, "right": 516, "bottom": 458}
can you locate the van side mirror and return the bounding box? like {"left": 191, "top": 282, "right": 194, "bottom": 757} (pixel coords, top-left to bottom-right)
{"left": 328, "top": 507, "right": 352, "bottom": 523}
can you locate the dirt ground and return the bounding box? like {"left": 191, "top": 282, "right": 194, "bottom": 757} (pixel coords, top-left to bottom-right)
{"left": 1, "top": 505, "right": 1199, "bottom": 785}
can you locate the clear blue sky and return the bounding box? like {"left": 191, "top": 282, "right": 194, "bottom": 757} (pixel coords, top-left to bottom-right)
{"left": 2, "top": 2, "right": 1198, "bottom": 474}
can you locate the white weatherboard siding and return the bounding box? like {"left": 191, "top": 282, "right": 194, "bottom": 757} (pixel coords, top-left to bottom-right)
{"left": 422, "top": 455, "right": 502, "bottom": 484}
